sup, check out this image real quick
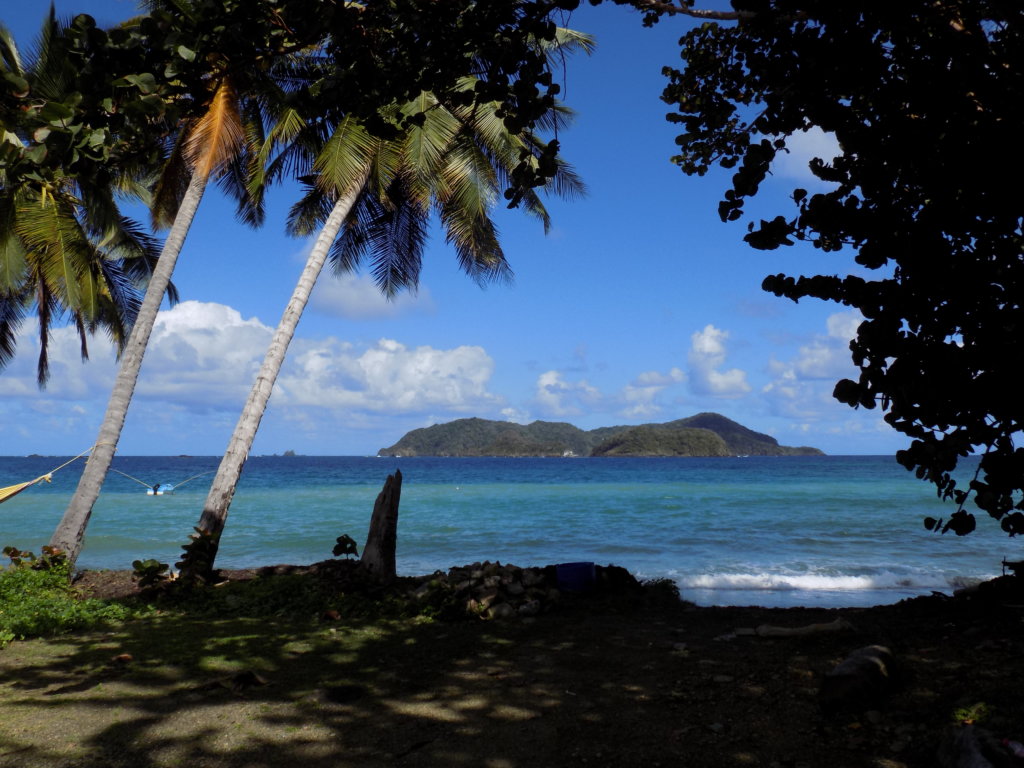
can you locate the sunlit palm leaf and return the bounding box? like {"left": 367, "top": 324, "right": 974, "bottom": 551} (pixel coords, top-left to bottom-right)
{"left": 185, "top": 79, "right": 246, "bottom": 181}
{"left": 314, "top": 116, "right": 378, "bottom": 196}
{"left": 15, "top": 195, "right": 91, "bottom": 316}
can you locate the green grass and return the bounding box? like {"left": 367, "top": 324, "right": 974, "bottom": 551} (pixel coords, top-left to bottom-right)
{"left": 0, "top": 563, "right": 141, "bottom": 648}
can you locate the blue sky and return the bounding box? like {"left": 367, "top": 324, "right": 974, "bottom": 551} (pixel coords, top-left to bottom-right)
{"left": 0, "top": 1, "right": 905, "bottom": 457}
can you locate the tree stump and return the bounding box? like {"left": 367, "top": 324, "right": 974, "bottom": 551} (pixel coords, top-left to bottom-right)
{"left": 361, "top": 470, "right": 402, "bottom": 581}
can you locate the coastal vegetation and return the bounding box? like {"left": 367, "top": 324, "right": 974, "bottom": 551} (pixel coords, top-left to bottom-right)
{"left": 377, "top": 411, "right": 822, "bottom": 457}
{"left": 659, "top": 1, "right": 1024, "bottom": 536}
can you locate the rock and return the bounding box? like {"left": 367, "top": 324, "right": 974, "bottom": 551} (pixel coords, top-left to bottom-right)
{"left": 474, "top": 587, "right": 500, "bottom": 609}
{"left": 522, "top": 568, "right": 545, "bottom": 587}
{"left": 487, "top": 603, "right": 516, "bottom": 620}
{"left": 517, "top": 600, "right": 541, "bottom": 617}
{"left": 819, "top": 644, "right": 895, "bottom": 714}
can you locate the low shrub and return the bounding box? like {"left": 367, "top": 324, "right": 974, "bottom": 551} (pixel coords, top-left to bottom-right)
{"left": 0, "top": 557, "right": 137, "bottom": 648}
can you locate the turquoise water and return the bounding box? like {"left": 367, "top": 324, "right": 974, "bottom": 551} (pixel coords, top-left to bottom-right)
{"left": 1, "top": 455, "right": 1016, "bottom": 608}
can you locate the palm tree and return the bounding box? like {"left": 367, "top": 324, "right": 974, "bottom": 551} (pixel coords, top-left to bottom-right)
{"left": 179, "top": 33, "right": 591, "bottom": 579}
{"left": 48, "top": 26, "right": 261, "bottom": 565}
{"left": 0, "top": 17, "right": 165, "bottom": 385}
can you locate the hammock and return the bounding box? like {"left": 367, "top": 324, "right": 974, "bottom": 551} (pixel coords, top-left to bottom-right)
{"left": 0, "top": 449, "right": 93, "bottom": 506}
{"left": 110, "top": 468, "right": 214, "bottom": 495}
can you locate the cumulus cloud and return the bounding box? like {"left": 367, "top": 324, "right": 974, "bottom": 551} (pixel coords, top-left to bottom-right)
{"left": 139, "top": 301, "right": 274, "bottom": 408}
{"left": 533, "top": 371, "right": 601, "bottom": 417}
{"left": 620, "top": 368, "right": 685, "bottom": 418}
{"left": 501, "top": 407, "right": 531, "bottom": 424}
{"left": 688, "top": 325, "right": 751, "bottom": 398}
{"left": 774, "top": 127, "right": 842, "bottom": 182}
{"left": 762, "top": 310, "right": 863, "bottom": 420}
{"left": 0, "top": 301, "right": 502, "bottom": 425}
{"left": 276, "top": 337, "right": 500, "bottom": 413}
{"left": 310, "top": 273, "right": 434, "bottom": 319}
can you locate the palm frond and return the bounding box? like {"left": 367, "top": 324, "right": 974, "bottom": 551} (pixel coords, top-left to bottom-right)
{"left": 150, "top": 129, "right": 193, "bottom": 229}
{"left": 217, "top": 102, "right": 268, "bottom": 229}
{"left": 286, "top": 180, "right": 336, "bottom": 237}
{"left": 329, "top": 193, "right": 386, "bottom": 276}
{"left": 110, "top": 217, "right": 178, "bottom": 305}
{"left": 314, "top": 116, "right": 378, "bottom": 197}
{"left": 0, "top": 194, "right": 29, "bottom": 293}
{"left": 185, "top": 78, "right": 246, "bottom": 181}
{"left": 0, "top": 291, "right": 29, "bottom": 372}
{"left": 26, "top": 11, "right": 73, "bottom": 105}
{"left": 33, "top": 279, "right": 56, "bottom": 386}
{"left": 15, "top": 194, "right": 92, "bottom": 315}
{"left": 96, "top": 259, "right": 141, "bottom": 343}
{"left": 332, "top": 178, "right": 430, "bottom": 297}
{"left": 0, "top": 22, "right": 24, "bottom": 76}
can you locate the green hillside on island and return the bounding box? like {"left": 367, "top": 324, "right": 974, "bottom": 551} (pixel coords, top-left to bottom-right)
{"left": 377, "top": 413, "right": 823, "bottom": 457}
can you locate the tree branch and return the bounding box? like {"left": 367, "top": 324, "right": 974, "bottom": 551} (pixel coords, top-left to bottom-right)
{"left": 631, "top": 1, "right": 748, "bottom": 20}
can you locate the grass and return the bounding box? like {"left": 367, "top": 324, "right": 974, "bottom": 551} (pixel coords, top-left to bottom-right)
{"left": 0, "top": 563, "right": 142, "bottom": 649}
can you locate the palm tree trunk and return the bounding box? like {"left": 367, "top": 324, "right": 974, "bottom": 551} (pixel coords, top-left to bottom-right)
{"left": 184, "top": 169, "right": 370, "bottom": 575}
{"left": 50, "top": 173, "right": 209, "bottom": 567}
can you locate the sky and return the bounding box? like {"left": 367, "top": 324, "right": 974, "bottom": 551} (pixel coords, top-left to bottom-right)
{"left": 0, "top": 1, "right": 907, "bottom": 457}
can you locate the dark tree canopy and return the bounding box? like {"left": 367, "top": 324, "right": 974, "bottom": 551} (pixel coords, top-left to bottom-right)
{"left": 1, "top": 0, "right": 583, "bottom": 204}
{"left": 659, "top": 1, "right": 1024, "bottom": 535}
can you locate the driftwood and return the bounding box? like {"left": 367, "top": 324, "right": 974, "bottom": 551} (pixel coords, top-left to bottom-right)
{"left": 754, "top": 617, "right": 854, "bottom": 637}
{"left": 360, "top": 470, "right": 402, "bottom": 581}
{"left": 819, "top": 644, "right": 894, "bottom": 714}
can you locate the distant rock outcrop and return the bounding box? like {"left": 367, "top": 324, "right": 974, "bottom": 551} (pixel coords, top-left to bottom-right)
{"left": 377, "top": 413, "right": 823, "bottom": 457}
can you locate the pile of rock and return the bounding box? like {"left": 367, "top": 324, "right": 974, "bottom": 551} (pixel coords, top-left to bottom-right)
{"left": 409, "top": 561, "right": 558, "bottom": 619}
{"left": 407, "top": 560, "right": 643, "bottom": 620}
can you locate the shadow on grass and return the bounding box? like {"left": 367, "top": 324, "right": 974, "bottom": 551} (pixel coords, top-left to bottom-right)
{"left": 0, "top": 584, "right": 710, "bottom": 768}
{"left": 3, "top": 576, "right": 1021, "bottom": 768}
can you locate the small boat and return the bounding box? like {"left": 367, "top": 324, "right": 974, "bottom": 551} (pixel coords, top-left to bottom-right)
{"left": 112, "top": 469, "right": 214, "bottom": 495}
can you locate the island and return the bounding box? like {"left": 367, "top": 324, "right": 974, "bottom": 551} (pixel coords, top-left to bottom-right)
{"left": 377, "top": 412, "right": 823, "bottom": 458}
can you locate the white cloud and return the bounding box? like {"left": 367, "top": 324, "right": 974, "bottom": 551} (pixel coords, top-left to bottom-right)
{"left": 688, "top": 325, "right": 751, "bottom": 398}
{"left": 0, "top": 302, "right": 501, "bottom": 424}
{"left": 533, "top": 370, "right": 601, "bottom": 417}
{"left": 762, "top": 310, "right": 863, "bottom": 419}
{"left": 619, "top": 368, "right": 686, "bottom": 418}
{"left": 774, "top": 127, "right": 842, "bottom": 182}
{"left": 311, "top": 272, "right": 434, "bottom": 319}
{"left": 501, "top": 407, "right": 531, "bottom": 424}
{"left": 276, "top": 337, "right": 500, "bottom": 414}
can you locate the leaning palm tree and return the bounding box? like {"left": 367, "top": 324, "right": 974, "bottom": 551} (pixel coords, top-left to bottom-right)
{"left": 179, "top": 33, "right": 591, "bottom": 579}
{"left": 46, "top": 0, "right": 277, "bottom": 567}
{"left": 0, "top": 17, "right": 165, "bottom": 385}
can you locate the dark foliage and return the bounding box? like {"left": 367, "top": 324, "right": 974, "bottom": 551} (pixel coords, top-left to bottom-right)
{"left": 1, "top": 0, "right": 584, "bottom": 211}
{"left": 660, "top": 1, "right": 1024, "bottom": 534}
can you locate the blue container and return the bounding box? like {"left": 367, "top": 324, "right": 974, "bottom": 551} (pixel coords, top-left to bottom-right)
{"left": 556, "top": 561, "right": 596, "bottom": 593}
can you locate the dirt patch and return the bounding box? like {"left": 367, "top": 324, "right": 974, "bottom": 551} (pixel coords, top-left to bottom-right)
{"left": 3, "top": 569, "right": 1024, "bottom": 767}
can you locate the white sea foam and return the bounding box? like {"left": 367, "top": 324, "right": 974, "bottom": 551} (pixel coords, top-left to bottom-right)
{"left": 670, "top": 569, "right": 987, "bottom": 593}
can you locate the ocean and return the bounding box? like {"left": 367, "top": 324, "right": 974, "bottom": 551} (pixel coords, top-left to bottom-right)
{"left": 0, "top": 454, "right": 1016, "bottom": 608}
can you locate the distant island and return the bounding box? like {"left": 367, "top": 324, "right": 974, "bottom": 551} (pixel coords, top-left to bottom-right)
{"left": 377, "top": 413, "right": 823, "bottom": 458}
